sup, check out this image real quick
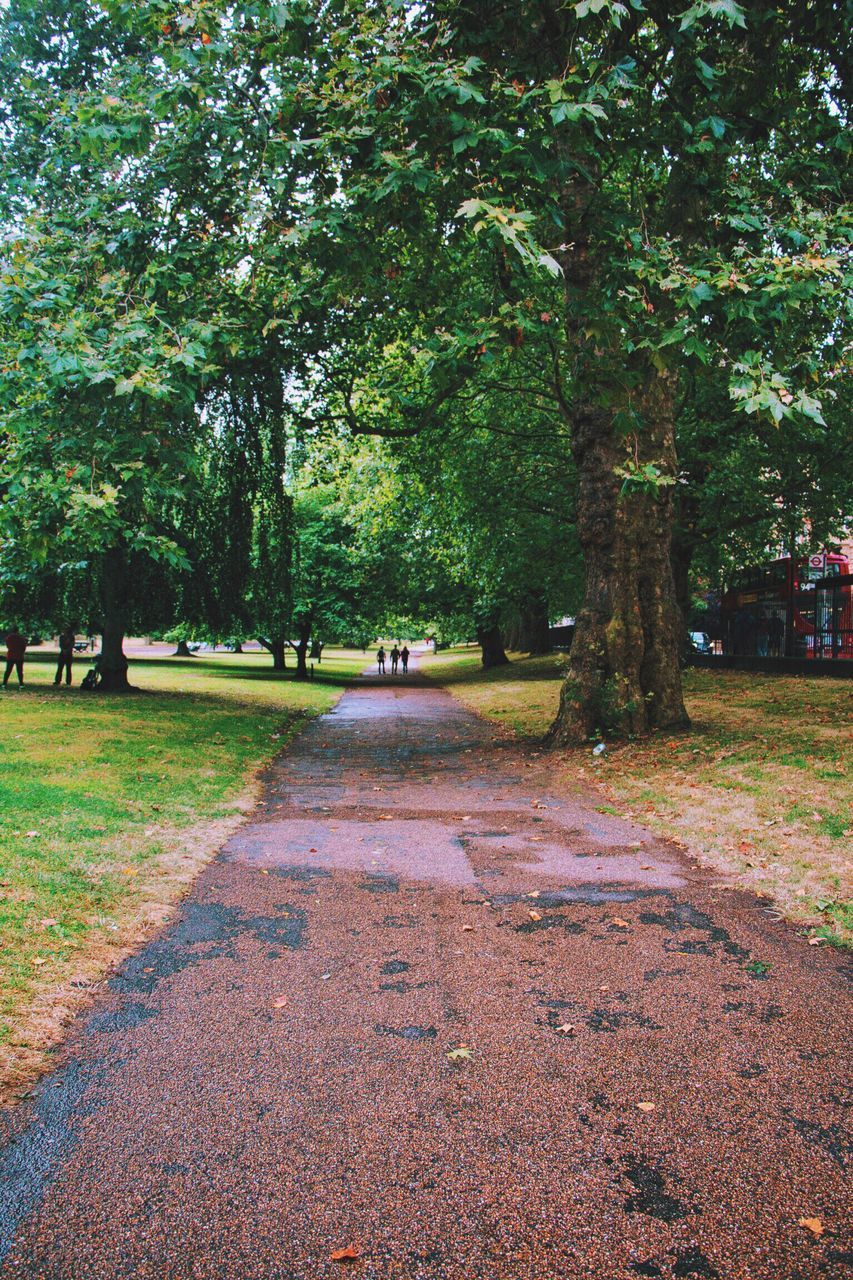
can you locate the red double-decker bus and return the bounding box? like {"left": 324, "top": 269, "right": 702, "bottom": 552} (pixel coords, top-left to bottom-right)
{"left": 720, "top": 552, "right": 852, "bottom": 659}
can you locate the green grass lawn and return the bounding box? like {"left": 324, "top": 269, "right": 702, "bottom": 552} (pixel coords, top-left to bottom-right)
{"left": 0, "top": 646, "right": 366, "bottom": 1097}
{"left": 423, "top": 647, "right": 852, "bottom": 947}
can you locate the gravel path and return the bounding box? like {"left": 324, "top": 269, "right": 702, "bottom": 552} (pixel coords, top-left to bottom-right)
{"left": 0, "top": 671, "right": 849, "bottom": 1279}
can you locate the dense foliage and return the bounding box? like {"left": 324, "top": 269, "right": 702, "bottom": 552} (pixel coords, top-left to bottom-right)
{"left": 0, "top": 0, "right": 849, "bottom": 724}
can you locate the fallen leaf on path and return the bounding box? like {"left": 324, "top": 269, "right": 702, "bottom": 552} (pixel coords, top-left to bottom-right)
{"left": 798, "top": 1217, "right": 823, "bottom": 1237}
{"left": 628, "top": 842, "right": 642, "bottom": 849}
{"left": 528, "top": 911, "right": 542, "bottom": 921}
{"left": 331, "top": 1244, "right": 362, "bottom": 1262}
{"left": 555, "top": 1023, "right": 574, "bottom": 1035}
{"left": 461, "top": 924, "right": 474, "bottom": 932}
{"left": 272, "top": 997, "right": 288, "bottom": 1009}
{"left": 808, "top": 937, "right": 824, "bottom": 946}
{"left": 447, "top": 1046, "right": 472, "bottom": 1062}
{"left": 636, "top": 1101, "right": 656, "bottom": 1113}
{"left": 640, "top": 865, "right": 653, "bottom": 871}
{"left": 599, "top": 983, "right": 610, "bottom": 990}
{"left": 610, "top": 918, "right": 630, "bottom": 929}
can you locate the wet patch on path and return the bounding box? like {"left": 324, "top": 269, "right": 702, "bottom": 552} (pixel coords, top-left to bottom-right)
{"left": 0, "top": 672, "right": 849, "bottom": 1279}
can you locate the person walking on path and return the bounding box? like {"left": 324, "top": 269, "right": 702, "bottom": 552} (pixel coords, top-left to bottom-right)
{"left": 3, "top": 627, "right": 27, "bottom": 688}
{"left": 54, "top": 629, "right": 75, "bottom": 686}
{"left": 390, "top": 645, "right": 400, "bottom": 675}
{"left": 400, "top": 645, "right": 410, "bottom": 674}
{"left": 376, "top": 645, "right": 386, "bottom": 675}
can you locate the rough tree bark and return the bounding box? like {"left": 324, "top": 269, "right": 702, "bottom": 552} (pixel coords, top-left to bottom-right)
{"left": 551, "top": 372, "right": 689, "bottom": 741}
{"left": 172, "top": 639, "right": 194, "bottom": 657}
{"left": 517, "top": 591, "right": 551, "bottom": 655}
{"left": 258, "top": 637, "right": 287, "bottom": 669}
{"left": 270, "top": 639, "right": 287, "bottom": 671}
{"left": 97, "top": 548, "right": 132, "bottom": 692}
{"left": 294, "top": 618, "right": 311, "bottom": 680}
{"left": 548, "top": 166, "right": 688, "bottom": 742}
{"left": 477, "top": 620, "right": 510, "bottom": 669}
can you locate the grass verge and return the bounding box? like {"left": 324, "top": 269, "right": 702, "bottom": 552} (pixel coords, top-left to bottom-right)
{"left": 0, "top": 647, "right": 365, "bottom": 1102}
{"left": 423, "top": 647, "right": 852, "bottom": 947}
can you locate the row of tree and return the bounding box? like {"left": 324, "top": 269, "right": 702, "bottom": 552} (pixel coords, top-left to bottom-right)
{"left": 0, "top": 0, "right": 849, "bottom": 729}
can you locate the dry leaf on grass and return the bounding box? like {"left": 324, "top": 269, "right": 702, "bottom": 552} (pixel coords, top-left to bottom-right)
{"left": 636, "top": 1101, "right": 656, "bottom": 1113}
{"left": 331, "top": 1244, "right": 362, "bottom": 1262}
{"left": 611, "top": 917, "right": 630, "bottom": 929}
{"left": 528, "top": 910, "right": 542, "bottom": 921}
{"left": 798, "top": 1217, "right": 824, "bottom": 1237}
{"left": 272, "top": 997, "right": 288, "bottom": 1009}
{"left": 39, "top": 919, "right": 59, "bottom": 929}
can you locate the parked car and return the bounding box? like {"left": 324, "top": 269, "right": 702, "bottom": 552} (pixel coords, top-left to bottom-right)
{"left": 689, "top": 631, "right": 712, "bottom": 654}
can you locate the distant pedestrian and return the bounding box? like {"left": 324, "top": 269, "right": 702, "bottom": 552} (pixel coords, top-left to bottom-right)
{"left": 756, "top": 615, "right": 769, "bottom": 657}
{"left": 3, "top": 627, "right": 27, "bottom": 687}
{"left": 390, "top": 645, "right": 400, "bottom": 675}
{"left": 55, "top": 629, "right": 75, "bottom": 686}
{"left": 376, "top": 646, "right": 386, "bottom": 674}
{"left": 400, "top": 645, "right": 410, "bottom": 674}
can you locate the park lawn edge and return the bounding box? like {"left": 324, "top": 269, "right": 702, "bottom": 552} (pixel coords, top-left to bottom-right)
{"left": 0, "top": 651, "right": 362, "bottom": 1108}
{"left": 421, "top": 646, "right": 852, "bottom": 949}
{"left": 1, "top": 786, "right": 262, "bottom": 1109}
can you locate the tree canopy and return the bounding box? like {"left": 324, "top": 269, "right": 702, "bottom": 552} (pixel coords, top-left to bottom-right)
{"left": 0, "top": 0, "right": 849, "bottom": 723}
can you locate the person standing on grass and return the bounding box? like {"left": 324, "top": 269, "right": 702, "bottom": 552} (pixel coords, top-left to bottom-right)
{"left": 55, "top": 628, "right": 75, "bottom": 686}
{"left": 3, "top": 627, "right": 27, "bottom": 688}
{"left": 376, "top": 645, "right": 386, "bottom": 675}
{"left": 401, "top": 645, "right": 410, "bottom": 674}
{"left": 390, "top": 644, "right": 400, "bottom": 675}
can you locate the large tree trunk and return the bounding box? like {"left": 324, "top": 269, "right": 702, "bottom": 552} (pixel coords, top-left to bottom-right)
{"left": 257, "top": 637, "right": 287, "bottom": 669}
{"left": 518, "top": 591, "right": 551, "bottom": 655}
{"left": 98, "top": 549, "right": 132, "bottom": 692}
{"left": 551, "top": 372, "right": 689, "bottom": 742}
{"left": 270, "top": 639, "right": 286, "bottom": 671}
{"left": 294, "top": 618, "right": 311, "bottom": 680}
{"left": 477, "top": 621, "right": 509, "bottom": 670}
{"left": 548, "top": 162, "right": 688, "bottom": 742}
{"left": 172, "top": 639, "right": 194, "bottom": 657}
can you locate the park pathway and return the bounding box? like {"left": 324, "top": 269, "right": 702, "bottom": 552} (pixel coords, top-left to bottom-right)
{"left": 0, "top": 671, "right": 849, "bottom": 1280}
